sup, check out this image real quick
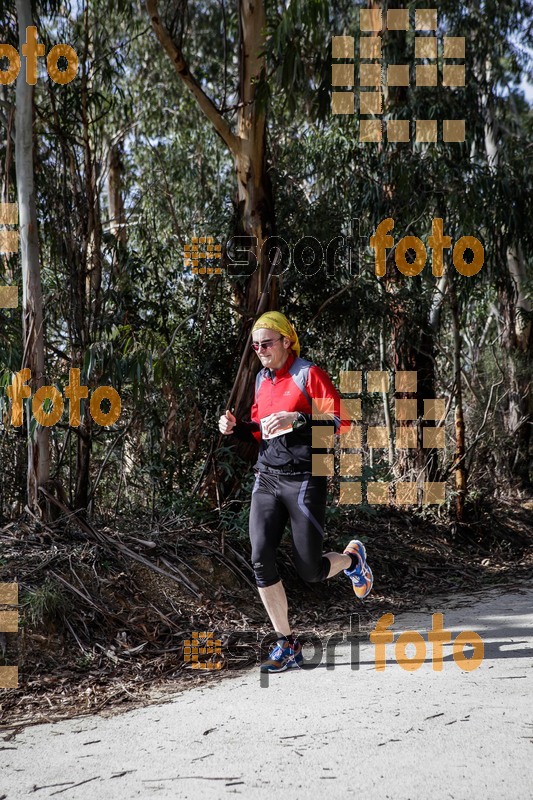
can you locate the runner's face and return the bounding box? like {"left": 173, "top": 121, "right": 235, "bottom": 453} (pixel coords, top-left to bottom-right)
{"left": 252, "top": 328, "right": 291, "bottom": 370}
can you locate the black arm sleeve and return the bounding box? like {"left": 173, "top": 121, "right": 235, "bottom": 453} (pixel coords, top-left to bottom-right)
{"left": 295, "top": 412, "right": 312, "bottom": 430}
{"left": 232, "top": 419, "right": 261, "bottom": 442}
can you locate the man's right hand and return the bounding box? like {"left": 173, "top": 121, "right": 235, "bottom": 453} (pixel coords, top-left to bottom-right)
{"left": 218, "top": 409, "right": 236, "bottom": 435}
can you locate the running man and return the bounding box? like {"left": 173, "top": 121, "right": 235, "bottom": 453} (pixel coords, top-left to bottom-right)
{"left": 218, "top": 311, "right": 373, "bottom": 673}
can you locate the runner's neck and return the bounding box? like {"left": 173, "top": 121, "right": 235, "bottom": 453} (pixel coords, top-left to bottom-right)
{"left": 266, "top": 349, "right": 296, "bottom": 380}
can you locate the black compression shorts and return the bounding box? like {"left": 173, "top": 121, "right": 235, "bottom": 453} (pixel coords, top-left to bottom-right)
{"left": 249, "top": 470, "right": 332, "bottom": 587}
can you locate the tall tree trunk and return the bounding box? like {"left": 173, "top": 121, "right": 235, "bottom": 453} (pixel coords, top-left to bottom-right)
{"left": 373, "top": 0, "right": 439, "bottom": 485}
{"left": 449, "top": 278, "right": 466, "bottom": 519}
{"left": 75, "top": 5, "right": 104, "bottom": 511}
{"left": 75, "top": 414, "right": 92, "bottom": 512}
{"left": 379, "top": 320, "right": 394, "bottom": 465}
{"left": 81, "top": 2, "right": 103, "bottom": 346}
{"left": 15, "top": 0, "right": 50, "bottom": 515}
{"left": 1, "top": 101, "right": 15, "bottom": 290}
{"left": 500, "top": 243, "right": 532, "bottom": 488}
{"left": 481, "top": 62, "right": 532, "bottom": 489}
{"left": 391, "top": 295, "right": 439, "bottom": 482}
{"left": 107, "top": 140, "right": 127, "bottom": 248}
{"left": 229, "top": 0, "right": 277, "bottom": 420}
{"left": 107, "top": 138, "right": 127, "bottom": 282}
{"left": 146, "top": 0, "right": 276, "bottom": 418}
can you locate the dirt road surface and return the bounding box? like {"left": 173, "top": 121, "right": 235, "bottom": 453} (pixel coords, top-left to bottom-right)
{"left": 2, "top": 587, "right": 532, "bottom": 799}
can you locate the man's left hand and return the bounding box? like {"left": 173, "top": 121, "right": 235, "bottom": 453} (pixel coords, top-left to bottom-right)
{"left": 262, "top": 411, "right": 298, "bottom": 436}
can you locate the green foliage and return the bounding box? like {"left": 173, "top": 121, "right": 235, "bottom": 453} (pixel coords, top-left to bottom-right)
{"left": 22, "top": 580, "right": 68, "bottom": 628}
{"left": 0, "top": 0, "right": 531, "bottom": 520}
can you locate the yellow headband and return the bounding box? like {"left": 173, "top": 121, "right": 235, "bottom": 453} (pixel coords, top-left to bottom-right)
{"left": 252, "top": 311, "right": 300, "bottom": 357}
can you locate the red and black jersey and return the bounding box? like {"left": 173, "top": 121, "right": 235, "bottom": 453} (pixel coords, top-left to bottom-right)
{"left": 233, "top": 350, "right": 348, "bottom": 473}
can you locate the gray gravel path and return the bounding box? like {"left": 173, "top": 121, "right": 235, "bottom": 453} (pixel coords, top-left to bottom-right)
{"left": 2, "top": 587, "right": 532, "bottom": 800}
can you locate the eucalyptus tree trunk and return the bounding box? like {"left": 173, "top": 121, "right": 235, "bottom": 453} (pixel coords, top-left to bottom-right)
{"left": 391, "top": 300, "right": 439, "bottom": 482}
{"left": 75, "top": 4, "right": 107, "bottom": 512}
{"left": 146, "top": 0, "right": 277, "bottom": 442}
{"left": 376, "top": 0, "right": 439, "bottom": 484}
{"left": 107, "top": 139, "right": 127, "bottom": 277}
{"left": 449, "top": 279, "right": 466, "bottom": 520}
{"left": 15, "top": 0, "right": 49, "bottom": 515}
{"left": 482, "top": 64, "right": 532, "bottom": 489}
{"left": 379, "top": 320, "right": 394, "bottom": 465}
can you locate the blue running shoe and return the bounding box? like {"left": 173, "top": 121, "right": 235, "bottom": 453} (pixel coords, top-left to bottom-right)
{"left": 260, "top": 639, "right": 303, "bottom": 673}
{"left": 343, "top": 539, "right": 373, "bottom": 599}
